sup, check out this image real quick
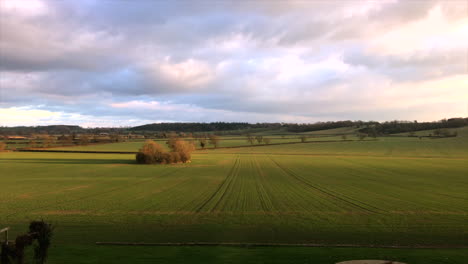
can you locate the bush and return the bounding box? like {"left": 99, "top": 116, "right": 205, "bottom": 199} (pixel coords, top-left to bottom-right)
{"left": 136, "top": 139, "right": 194, "bottom": 164}
{"left": 169, "top": 152, "right": 181, "bottom": 163}
{"left": 135, "top": 140, "right": 165, "bottom": 164}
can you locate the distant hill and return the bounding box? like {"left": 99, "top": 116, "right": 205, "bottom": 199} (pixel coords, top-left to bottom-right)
{"left": 358, "top": 117, "right": 468, "bottom": 135}
{"left": 131, "top": 118, "right": 468, "bottom": 134}
{"left": 0, "top": 125, "right": 84, "bottom": 135}
{"left": 1, "top": 117, "right": 466, "bottom": 135}
{"left": 129, "top": 122, "right": 280, "bottom": 132}
{"left": 0, "top": 125, "right": 125, "bottom": 135}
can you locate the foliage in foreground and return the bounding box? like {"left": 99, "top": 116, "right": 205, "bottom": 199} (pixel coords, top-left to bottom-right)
{"left": 1, "top": 220, "right": 53, "bottom": 264}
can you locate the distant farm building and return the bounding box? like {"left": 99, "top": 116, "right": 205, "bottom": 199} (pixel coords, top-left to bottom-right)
{"left": 7, "top": 136, "right": 28, "bottom": 140}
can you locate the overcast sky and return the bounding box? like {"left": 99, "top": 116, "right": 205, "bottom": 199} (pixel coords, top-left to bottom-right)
{"left": 0, "top": 0, "right": 467, "bottom": 127}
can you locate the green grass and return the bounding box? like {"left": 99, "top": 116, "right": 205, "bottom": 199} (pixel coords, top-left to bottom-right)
{"left": 1, "top": 127, "right": 467, "bottom": 263}
{"left": 50, "top": 136, "right": 349, "bottom": 152}
{"left": 208, "top": 134, "right": 468, "bottom": 158}
{"left": 298, "top": 126, "right": 359, "bottom": 135}
{"left": 391, "top": 127, "right": 468, "bottom": 138}
{"left": 48, "top": 245, "right": 467, "bottom": 264}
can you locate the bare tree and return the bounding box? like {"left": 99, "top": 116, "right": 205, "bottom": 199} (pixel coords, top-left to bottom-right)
{"left": 199, "top": 139, "right": 206, "bottom": 149}
{"left": 358, "top": 133, "right": 367, "bottom": 140}
{"left": 255, "top": 135, "right": 263, "bottom": 144}
{"left": 208, "top": 135, "right": 220, "bottom": 148}
{"left": 41, "top": 135, "right": 55, "bottom": 148}
{"left": 79, "top": 135, "right": 89, "bottom": 145}
{"left": 300, "top": 135, "right": 307, "bottom": 143}
{"left": 246, "top": 134, "right": 255, "bottom": 145}
{"left": 263, "top": 138, "right": 271, "bottom": 144}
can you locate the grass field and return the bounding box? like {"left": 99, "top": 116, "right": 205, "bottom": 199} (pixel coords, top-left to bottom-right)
{"left": 49, "top": 135, "right": 355, "bottom": 152}
{"left": 1, "top": 127, "right": 468, "bottom": 263}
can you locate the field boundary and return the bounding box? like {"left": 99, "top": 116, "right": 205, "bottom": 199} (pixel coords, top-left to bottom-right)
{"left": 11, "top": 149, "right": 468, "bottom": 160}
{"left": 15, "top": 149, "right": 137, "bottom": 154}
{"left": 94, "top": 242, "right": 468, "bottom": 249}
{"left": 14, "top": 139, "right": 378, "bottom": 154}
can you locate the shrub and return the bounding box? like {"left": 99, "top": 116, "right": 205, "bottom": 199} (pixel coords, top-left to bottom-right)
{"left": 135, "top": 140, "right": 165, "bottom": 164}
{"left": 136, "top": 139, "right": 194, "bottom": 164}
{"left": 170, "top": 152, "right": 181, "bottom": 163}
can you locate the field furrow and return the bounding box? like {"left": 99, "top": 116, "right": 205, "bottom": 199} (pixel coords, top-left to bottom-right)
{"left": 194, "top": 156, "right": 241, "bottom": 212}
{"left": 269, "top": 156, "right": 383, "bottom": 214}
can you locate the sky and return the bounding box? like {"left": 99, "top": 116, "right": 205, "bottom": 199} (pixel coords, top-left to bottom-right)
{"left": 0, "top": 0, "right": 467, "bottom": 127}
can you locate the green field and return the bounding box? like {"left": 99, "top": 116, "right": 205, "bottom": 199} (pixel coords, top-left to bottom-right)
{"left": 49, "top": 135, "right": 354, "bottom": 152}
{"left": 1, "top": 127, "right": 468, "bottom": 263}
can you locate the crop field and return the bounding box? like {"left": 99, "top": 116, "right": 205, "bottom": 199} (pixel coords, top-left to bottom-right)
{"left": 209, "top": 133, "right": 468, "bottom": 158}
{"left": 49, "top": 135, "right": 355, "bottom": 152}
{"left": 1, "top": 127, "right": 468, "bottom": 263}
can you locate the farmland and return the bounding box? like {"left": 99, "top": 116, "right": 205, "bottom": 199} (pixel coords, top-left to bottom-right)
{"left": 1, "top": 127, "right": 468, "bottom": 263}
{"left": 48, "top": 135, "right": 356, "bottom": 152}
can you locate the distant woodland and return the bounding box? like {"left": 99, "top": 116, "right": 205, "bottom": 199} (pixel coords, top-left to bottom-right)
{"left": 0, "top": 118, "right": 467, "bottom": 135}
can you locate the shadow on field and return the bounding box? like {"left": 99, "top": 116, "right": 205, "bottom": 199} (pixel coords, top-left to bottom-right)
{"left": 1, "top": 158, "right": 137, "bottom": 165}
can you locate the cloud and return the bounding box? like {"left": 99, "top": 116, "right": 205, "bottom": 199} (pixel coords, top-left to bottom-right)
{"left": 0, "top": 0, "right": 467, "bottom": 126}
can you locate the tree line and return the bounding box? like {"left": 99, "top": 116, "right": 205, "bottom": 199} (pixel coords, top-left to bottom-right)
{"left": 130, "top": 122, "right": 282, "bottom": 132}
{"left": 1, "top": 118, "right": 466, "bottom": 136}
{"left": 358, "top": 118, "right": 468, "bottom": 135}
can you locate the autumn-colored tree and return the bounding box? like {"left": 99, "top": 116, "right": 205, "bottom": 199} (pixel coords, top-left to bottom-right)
{"left": 136, "top": 140, "right": 165, "bottom": 164}
{"left": 166, "top": 135, "right": 179, "bottom": 150}
{"left": 137, "top": 139, "right": 195, "bottom": 164}
{"left": 0, "top": 142, "right": 6, "bottom": 152}
{"left": 171, "top": 140, "right": 195, "bottom": 163}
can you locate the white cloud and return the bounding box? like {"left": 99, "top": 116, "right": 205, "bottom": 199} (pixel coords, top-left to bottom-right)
{"left": 155, "top": 58, "right": 215, "bottom": 89}
{"left": 0, "top": 0, "right": 48, "bottom": 17}
{"left": 368, "top": 5, "right": 468, "bottom": 55}
{"left": 0, "top": 0, "right": 467, "bottom": 126}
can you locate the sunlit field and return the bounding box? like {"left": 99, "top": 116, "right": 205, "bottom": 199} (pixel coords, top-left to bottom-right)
{"left": 1, "top": 127, "right": 467, "bottom": 263}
